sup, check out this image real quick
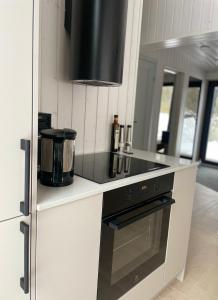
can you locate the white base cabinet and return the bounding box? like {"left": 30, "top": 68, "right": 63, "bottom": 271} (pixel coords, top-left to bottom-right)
{"left": 35, "top": 167, "right": 197, "bottom": 300}
{"left": 0, "top": 216, "right": 30, "bottom": 300}
{"left": 164, "top": 167, "right": 197, "bottom": 285}
{"left": 36, "top": 194, "right": 103, "bottom": 300}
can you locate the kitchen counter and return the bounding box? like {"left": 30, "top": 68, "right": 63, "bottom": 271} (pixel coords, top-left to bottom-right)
{"left": 37, "top": 149, "right": 199, "bottom": 211}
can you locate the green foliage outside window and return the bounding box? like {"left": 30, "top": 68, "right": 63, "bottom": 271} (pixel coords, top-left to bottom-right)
{"left": 208, "top": 89, "right": 218, "bottom": 142}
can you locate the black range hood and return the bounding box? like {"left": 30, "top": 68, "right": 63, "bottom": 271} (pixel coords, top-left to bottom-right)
{"left": 65, "top": 0, "right": 128, "bottom": 87}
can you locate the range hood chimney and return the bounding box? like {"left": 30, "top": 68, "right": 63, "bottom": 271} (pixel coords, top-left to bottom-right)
{"left": 65, "top": 0, "right": 128, "bottom": 87}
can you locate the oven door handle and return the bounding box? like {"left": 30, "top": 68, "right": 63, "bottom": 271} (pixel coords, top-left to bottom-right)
{"left": 104, "top": 197, "right": 175, "bottom": 230}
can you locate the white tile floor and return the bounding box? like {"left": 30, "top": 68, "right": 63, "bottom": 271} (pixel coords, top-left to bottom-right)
{"left": 155, "top": 184, "right": 218, "bottom": 300}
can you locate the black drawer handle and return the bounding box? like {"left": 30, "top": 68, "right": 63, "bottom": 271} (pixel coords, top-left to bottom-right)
{"left": 20, "top": 222, "right": 30, "bottom": 294}
{"left": 20, "top": 139, "right": 31, "bottom": 216}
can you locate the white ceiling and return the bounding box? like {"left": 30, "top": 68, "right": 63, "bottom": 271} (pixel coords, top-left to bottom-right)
{"left": 178, "top": 39, "right": 218, "bottom": 72}
{"left": 141, "top": 31, "right": 218, "bottom": 73}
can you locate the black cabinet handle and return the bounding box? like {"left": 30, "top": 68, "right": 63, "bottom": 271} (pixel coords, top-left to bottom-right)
{"left": 20, "top": 139, "right": 31, "bottom": 216}
{"left": 20, "top": 222, "right": 30, "bottom": 294}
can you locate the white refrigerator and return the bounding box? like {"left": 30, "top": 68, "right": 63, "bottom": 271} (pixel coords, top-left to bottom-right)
{"left": 0, "top": 1, "right": 34, "bottom": 299}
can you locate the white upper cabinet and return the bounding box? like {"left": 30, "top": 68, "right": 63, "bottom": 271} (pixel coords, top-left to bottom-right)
{"left": 0, "top": 0, "right": 33, "bottom": 221}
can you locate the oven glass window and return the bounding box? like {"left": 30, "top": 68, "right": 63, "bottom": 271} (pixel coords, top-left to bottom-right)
{"left": 111, "top": 210, "right": 163, "bottom": 285}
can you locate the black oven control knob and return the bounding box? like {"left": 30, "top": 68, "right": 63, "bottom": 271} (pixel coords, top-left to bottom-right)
{"left": 127, "top": 188, "right": 133, "bottom": 195}
{"left": 154, "top": 183, "right": 160, "bottom": 192}
{"left": 141, "top": 185, "right": 148, "bottom": 191}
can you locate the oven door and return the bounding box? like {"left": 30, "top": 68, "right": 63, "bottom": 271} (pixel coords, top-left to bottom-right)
{"left": 97, "top": 194, "right": 175, "bottom": 300}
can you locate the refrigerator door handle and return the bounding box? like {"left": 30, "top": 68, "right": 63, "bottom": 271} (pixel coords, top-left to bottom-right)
{"left": 20, "top": 139, "right": 31, "bottom": 216}
{"left": 20, "top": 221, "right": 30, "bottom": 294}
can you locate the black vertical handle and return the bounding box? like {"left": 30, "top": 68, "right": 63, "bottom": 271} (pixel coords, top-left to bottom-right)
{"left": 20, "top": 139, "right": 31, "bottom": 216}
{"left": 20, "top": 222, "right": 30, "bottom": 294}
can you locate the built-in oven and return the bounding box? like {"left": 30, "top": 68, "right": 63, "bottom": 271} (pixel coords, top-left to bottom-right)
{"left": 97, "top": 173, "right": 175, "bottom": 300}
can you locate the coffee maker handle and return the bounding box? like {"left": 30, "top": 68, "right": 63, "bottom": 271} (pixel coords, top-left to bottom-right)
{"left": 20, "top": 139, "right": 31, "bottom": 216}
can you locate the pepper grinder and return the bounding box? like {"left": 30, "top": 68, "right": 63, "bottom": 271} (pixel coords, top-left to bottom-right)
{"left": 124, "top": 125, "right": 133, "bottom": 154}
{"left": 118, "top": 125, "right": 125, "bottom": 153}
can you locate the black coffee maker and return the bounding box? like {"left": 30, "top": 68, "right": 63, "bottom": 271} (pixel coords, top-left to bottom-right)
{"left": 40, "top": 129, "right": 77, "bottom": 187}
{"left": 38, "top": 113, "right": 52, "bottom": 177}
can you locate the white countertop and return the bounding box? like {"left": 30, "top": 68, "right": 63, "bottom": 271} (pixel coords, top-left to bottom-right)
{"left": 37, "top": 149, "right": 199, "bottom": 211}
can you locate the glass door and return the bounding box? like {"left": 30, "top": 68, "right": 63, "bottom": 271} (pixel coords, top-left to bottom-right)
{"left": 180, "top": 78, "right": 202, "bottom": 158}
{"left": 201, "top": 82, "right": 218, "bottom": 165}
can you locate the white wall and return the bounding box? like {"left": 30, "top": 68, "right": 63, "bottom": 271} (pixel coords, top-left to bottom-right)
{"left": 206, "top": 72, "right": 218, "bottom": 80}
{"left": 168, "top": 73, "right": 189, "bottom": 156}
{"left": 139, "top": 47, "right": 206, "bottom": 158}
{"left": 133, "top": 58, "right": 157, "bottom": 151}
{"left": 141, "top": 0, "right": 218, "bottom": 46}
{"left": 39, "top": 0, "right": 143, "bottom": 154}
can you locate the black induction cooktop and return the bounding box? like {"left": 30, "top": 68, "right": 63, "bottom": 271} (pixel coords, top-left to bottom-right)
{"left": 75, "top": 152, "right": 168, "bottom": 184}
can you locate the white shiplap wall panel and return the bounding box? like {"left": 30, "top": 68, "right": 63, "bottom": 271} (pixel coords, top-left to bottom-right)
{"left": 155, "top": 0, "right": 167, "bottom": 42}
{"left": 40, "top": 1, "right": 59, "bottom": 128}
{"left": 95, "top": 87, "right": 109, "bottom": 152}
{"left": 181, "top": 0, "right": 193, "bottom": 37}
{"left": 212, "top": 0, "right": 218, "bottom": 30}
{"left": 108, "top": 88, "right": 119, "bottom": 118}
{"left": 118, "top": 0, "right": 135, "bottom": 125}
{"left": 190, "top": 0, "right": 202, "bottom": 34}
{"left": 130, "top": 0, "right": 144, "bottom": 124}
{"left": 209, "top": 0, "right": 216, "bottom": 31}
{"left": 71, "top": 86, "right": 87, "bottom": 154}
{"left": 147, "top": 0, "right": 158, "bottom": 42}
{"left": 84, "top": 86, "right": 98, "bottom": 154}
{"left": 172, "top": 0, "right": 184, "bottom": 38}
{"left": 40, "top": 0, "right": 143, "bottom": 154}
{"left": 56, "top": 3, "right": 73, "bottom": 129}
{"left": 141, "top": 0, "right": 218, "bottom": 46}
{"left": 126, "top": 0, "right": 144, "bottom": 125}
{"left": 57, "top": 83, "right": 73, "bottom": 128}
{"left": 141, "top": 0, "right": 150, "bottom": 44}
{"left": 200, "top": 0, "right": 211, "bottom": 32}
{"left": 164, "top": 0, "right": 175, "bottom": 39}
{"left": 106, "top": 88, "right": 119, "bottom": 151}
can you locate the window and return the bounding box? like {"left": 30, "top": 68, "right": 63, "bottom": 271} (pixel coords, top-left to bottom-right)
{"left": 180, "top": 80, "right": 201, "bottom": 158}
{"left": 157, "top": 85, "right": 174, "bottom": 142}
{"left": 206, "top": 87, "right": 218, "bottom": 163}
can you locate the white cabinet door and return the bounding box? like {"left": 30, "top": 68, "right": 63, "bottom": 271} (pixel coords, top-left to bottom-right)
{"left": 36, "top": 194, "right": 103, "bottom": 300}
{"left": 164, "top": 167, "right": 197, "bottom": 284}
{"left": 0, "top": 0, "right": 33, "bottom": 221}
{"left": 0, "top": 216, "right": 30, "bottom": 300}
